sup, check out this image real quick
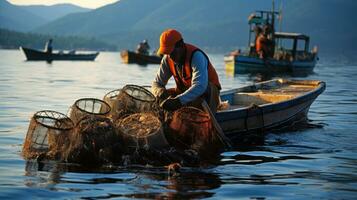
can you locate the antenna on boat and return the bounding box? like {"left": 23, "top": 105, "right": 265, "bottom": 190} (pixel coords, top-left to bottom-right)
{"left": 278, "top": 0, "right": 283, "bottom": 33}
{"left": 272, "top": 0, "right": 275, "bottom": 29}
{"left": 278, "top": 0, "right": 283, "bottom": 48}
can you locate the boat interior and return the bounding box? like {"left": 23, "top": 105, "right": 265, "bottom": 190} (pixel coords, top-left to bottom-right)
{"left": 219, "top": 82, "right": 317, "bottom": 110}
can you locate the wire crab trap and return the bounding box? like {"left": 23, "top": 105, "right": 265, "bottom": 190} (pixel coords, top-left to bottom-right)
{"left": 22, "top": 110, "right": 74, "bottom": 160}
{"left": 102, "top": 88, "right": 122, "bottom": 120}
{"left": 68, "top": 98, "right": 111, "bottom": 125}
{"left": 116, "top": 113, "right": 168, "bottom": 151}
{"left": 112, "top": 85, "right": 157, "bottom": 120}
{"left": 61, "top": 115, "right": 122, "bottom": 164}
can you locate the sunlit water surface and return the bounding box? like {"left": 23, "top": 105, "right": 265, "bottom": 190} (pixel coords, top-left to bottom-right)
{"left": 0, "top": 49, "right": 356, "bottom": 199}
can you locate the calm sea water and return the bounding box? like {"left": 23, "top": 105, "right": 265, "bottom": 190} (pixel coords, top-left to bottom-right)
{"left": 0, "top": 49, "right": 356, "bottom": 199}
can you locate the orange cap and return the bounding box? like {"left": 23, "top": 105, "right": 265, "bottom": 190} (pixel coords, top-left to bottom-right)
{"left": 158, "top": 29, "right": 182, "bottom": 55}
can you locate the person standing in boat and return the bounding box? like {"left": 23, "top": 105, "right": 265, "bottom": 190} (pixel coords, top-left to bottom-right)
{"left": 256, "top": 29, "right": 268, "bottom": 59}
{"left": 256, "top": 24, "right": 275, "bottom": 59}
{"left": 136, "top": 39, "right": 150, "bottom": 55}
{"left": 151, "top": 29, "right": 221, "bottom": 113}
{"left": 45, "top": 39, "right": 53, "bottom": 54}
{"left": 251, "top": 26, "right": 263, "bottom": 56}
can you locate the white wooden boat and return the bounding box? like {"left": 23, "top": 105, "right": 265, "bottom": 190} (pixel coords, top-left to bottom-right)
{"left": 216, "top": 79, "right": 326, "bottom": 142}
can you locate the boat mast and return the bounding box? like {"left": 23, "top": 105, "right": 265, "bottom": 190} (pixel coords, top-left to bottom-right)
{"left": 271, "top": 0, "right": 277, "bottom": 54}
{"left": 278, "top": 0, "right": 283, "bottom": 33}
{"left": 272, "top": 0, "right": 275, "bottom": 31}
{"left": 278, "top": 0, "right": 283, "bottom": 48}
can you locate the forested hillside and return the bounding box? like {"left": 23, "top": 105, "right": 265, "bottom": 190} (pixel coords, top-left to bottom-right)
{"left": 0, "top": 28, "right": 116, "bottom": 51}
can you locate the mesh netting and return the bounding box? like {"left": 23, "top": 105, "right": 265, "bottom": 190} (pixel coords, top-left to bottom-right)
{"left": 22, "top": 110, "right": 74, "bottom": 160}
{"left": 68, "top": 98, "right": 111, "bottom": 124}
{"left": 102, "top": 88, "right": 123, "bottom": 120}
{"left": 103, "top": 89, "right": 121, "bottom": 109}
{"left": 167, "top": 107, "right": 222, "bottom": 155}
{"left": 62, "top": 115, "right": 122, "bottom": 164}
{"left": 116, "top": 113, "right": 168, "bottom": 151}
{"left": 112, "top": 85, "right": 157, "bottom": 120}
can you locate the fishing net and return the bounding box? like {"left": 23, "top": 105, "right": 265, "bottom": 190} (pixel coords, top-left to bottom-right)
{"left": 167, "top": 107, "right": 222, "bottom": 156}
{"left": 68, "top": 98, "right": 111, "bottom": 125}
{"left": 62, "top": 115, "right": 122, "bottom": 165}
{"left": 22, "top": 110, "right": 74, "bottom": 160}
{"left": 116, "top": 113, "right": 168, "bottom": 151}
{"left": 113, "top": 85, "right": 158, "bottom": 120}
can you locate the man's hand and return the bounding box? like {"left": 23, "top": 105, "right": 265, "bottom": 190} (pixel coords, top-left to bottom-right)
{"left": 156, "top": 88, "right": 170, "bottom": 104}
{"left": 160, "top": 97, "right": 182, "bottom": 111}
{"left": 157, "top": 89, "right": 170, "bottom": 100}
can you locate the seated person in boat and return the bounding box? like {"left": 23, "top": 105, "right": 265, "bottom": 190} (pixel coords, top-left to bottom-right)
{"left": 136, "top": 39, "right": 150, "bottom": 55}
{"left": 44, "top": 38, "right": 53, "bottom": 54}
{"left": 151, "top": 29, "right": 221, "bottom": 113}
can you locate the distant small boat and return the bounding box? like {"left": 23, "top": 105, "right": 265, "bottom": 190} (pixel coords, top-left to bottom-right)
{"left": 217, "top": 79, "right": 325, "bottom": 141}
{"left": 20, "top": 47, "right": 99, "bottom": 61}
{"left": 120, "top": 50, "right": 161, "bottom": 65}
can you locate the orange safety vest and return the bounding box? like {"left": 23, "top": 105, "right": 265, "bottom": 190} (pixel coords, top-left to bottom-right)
{"left": 256, "top": 35, "right": 263, "bottom": 52}
{"left": 166, "top": 43, "right": 221, "bottom": 93}
{"left": 256, "top": 34, "right": 268, "bottom": 53}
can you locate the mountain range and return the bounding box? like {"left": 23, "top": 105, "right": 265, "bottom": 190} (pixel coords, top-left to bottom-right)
{"left": 1, "top": 0, "right": 356, "bottom": 54}
{"left": 0, "top": 0, "right": 90, "bottom": 31}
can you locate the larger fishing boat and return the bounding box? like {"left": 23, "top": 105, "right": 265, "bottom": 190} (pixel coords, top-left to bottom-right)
{"left": 224, "top": 9, "right": 318, "bottom": 75}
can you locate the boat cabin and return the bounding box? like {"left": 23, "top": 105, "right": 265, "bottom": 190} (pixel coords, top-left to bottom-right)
{"left": 246, "top": 10, "right": 316, "bottom": 62}
{"left": 274, "top": 32, "right": 316, "bottom": 61}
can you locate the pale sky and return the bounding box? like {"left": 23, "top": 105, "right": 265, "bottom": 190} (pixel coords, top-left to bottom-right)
{"left": 7, "top": 0, "right": 119, "bottom": 9}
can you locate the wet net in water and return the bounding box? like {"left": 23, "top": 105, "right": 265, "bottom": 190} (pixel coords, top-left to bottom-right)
{"left": 167, "top": 107, "right": 222, "bottom": 156}
{"left": 62, "top": 115, "right": 121, "bottom": 165}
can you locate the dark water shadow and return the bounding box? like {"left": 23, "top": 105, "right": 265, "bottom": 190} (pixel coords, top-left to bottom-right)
{"left": 24, "top": 160, "right": 222, "bottom": 199}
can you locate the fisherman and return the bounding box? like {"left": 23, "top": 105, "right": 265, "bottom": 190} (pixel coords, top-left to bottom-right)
{"left": 136, "top": 39, "right": 150, "bottom": 55}
{"left": 256, "top": 28, "right": 268, "bottom": 59}
{"left": 45, "top": 38, "right": 52, "bottom": 54}
{"left": 45, "top": 38, "right": 53, "bottom": 54}
{"left": 250, "top": 26, "right": 263, "bottom": 56}
{"left": 151, "top": 29, "right": 221, "bottom": 113}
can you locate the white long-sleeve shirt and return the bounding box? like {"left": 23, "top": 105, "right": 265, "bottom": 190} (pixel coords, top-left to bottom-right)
{"left": 152, "top": 51, "right": 208, "bottom": 104}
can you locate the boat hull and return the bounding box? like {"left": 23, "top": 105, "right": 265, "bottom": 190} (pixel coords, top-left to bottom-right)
{"left": 216, "top": 79, "right": 325, "bottom": 141}
{"left": 120, "top": 50, "right": 161, "bottom": 65}
{"left": 20, "top": 47, "right": 99, "bottom": 61}
{"left": 224, "top": 54, "right": 317, "bottom": 74}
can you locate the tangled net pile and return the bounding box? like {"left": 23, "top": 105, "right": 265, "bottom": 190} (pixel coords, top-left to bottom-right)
{"left": 22, "top": 85, "right": 223, "bottom": 167}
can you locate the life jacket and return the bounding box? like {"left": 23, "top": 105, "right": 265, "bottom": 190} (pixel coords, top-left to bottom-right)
{"left": 256, "top": 35, "right": 264, "bottom": 52}
{"left": 166, "top": 43, "right": 221, "bottom": 93}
